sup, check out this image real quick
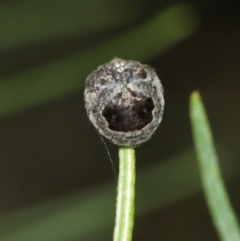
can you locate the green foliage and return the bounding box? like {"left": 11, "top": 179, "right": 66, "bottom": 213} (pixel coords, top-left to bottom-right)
{"left": 0, "top": 145, "right": 237, "bottom": 241}
{"left": 0, "top": 4, "right": 199, "bottom": 118}
{"left": 0, "top": 0, "right": 144, "bottom": 51}
{"left": 1, "top": 1, "right": 239, "bottom": 241}
{"left": 190, "top": 92, "right": 240, "bottom": 241}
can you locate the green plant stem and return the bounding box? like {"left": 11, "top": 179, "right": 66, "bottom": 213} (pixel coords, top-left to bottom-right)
{"left": 114, "top": 147, "right": 136, "bottom": 241}
{"left": 190, "top": 91, "right": 240, "bottom": 241}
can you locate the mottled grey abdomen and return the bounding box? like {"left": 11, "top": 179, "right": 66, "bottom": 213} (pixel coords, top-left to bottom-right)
{"left": 84, "top": 58, "right": 164, "bottom": 147}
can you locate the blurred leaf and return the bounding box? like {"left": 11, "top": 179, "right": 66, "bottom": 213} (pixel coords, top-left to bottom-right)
{"left": 0, "top": 0, "right": 144, "bottom": 50}
{"left": 0, "top": 4, "right": 199, "bottom": 119}
{"left": 0, "top": 145, "right": 237, "bottom": 241}
{"left": 190, "top": 91, "right": 240, "bottom": 241}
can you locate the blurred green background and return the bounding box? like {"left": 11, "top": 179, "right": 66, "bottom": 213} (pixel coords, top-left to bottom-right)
{"left": 0, "top": 0, "right": 239, "bottom": 240}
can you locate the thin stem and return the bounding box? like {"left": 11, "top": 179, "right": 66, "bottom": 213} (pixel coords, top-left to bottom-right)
{"left": 113, "top": 147, "right": 136, "bottom": 241}
{"left": 190, "top": 91, "right": 240, "bottom": 241}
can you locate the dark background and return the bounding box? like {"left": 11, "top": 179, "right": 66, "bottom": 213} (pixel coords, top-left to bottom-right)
{"left": 0, "top": 0, "right": 240, "bottom": 240}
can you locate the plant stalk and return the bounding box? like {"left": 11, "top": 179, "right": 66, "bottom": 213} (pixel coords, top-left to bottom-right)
{"left": 113, "top": 147, "right": 136, "bottom": 241}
